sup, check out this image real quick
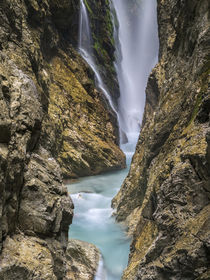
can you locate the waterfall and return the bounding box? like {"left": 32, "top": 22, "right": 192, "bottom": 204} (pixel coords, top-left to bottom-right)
{"left": 79, "top": 0, "right": 117, "bottom": 115}
{"left": 111, "top": 0, "right": 159, "bottom": 144}
{"left": 94, "top": 256, "right": 107, "bottom": 280}
{"left": 79, "top": 0, "right": 92, "bottom": 54}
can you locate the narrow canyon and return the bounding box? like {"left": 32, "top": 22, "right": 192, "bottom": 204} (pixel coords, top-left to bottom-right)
{"left": 0, "top": 0, "right": 209, "bottom": 279}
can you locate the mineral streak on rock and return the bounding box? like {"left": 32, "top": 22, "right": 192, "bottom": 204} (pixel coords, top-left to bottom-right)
{"left": 112, "top": 0, "right": 210, "bottom": 279}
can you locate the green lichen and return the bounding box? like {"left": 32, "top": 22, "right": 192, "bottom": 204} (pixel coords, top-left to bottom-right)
{"left": 187, "top": 61, "right": 209, "bottom": 126}
{"left": 84, "top": 0, "right": 93, "bottom": 14}
{"left": 188, "top": 93, "right": 202, "bottom": 125}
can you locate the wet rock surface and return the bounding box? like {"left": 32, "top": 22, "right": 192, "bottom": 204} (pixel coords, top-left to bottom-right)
{"left": 41, "top": 50, "right": 125, "bottom": 178}
{"left": 112, "top": 0, "right": 210, "bottom": 279}
{"left": 0, "top": 54, "right": 73, "bottom": 279}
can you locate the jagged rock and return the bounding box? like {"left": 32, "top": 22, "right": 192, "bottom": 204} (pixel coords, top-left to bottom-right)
{"left": 0, "top": 0, "right": 125, "bottom": 180}
{"left": 0, "top": 234, "right": 57, "bottom": 280}
{"left": 66, "top": 239, "right": 100, "bottom": 280}
{"left": 19, "top": 147, "right": 73, "bottom": 241}
{"left": 0, "top": 55, "right": 74, "bottom": 279}
{"left": 40, "top": 50, "right": 125, "bottom": 178}
{"left": 112, "top": 0, "right": 210, "bottom": 279}
{"left": 0, "top": 53, "right": 43, "bottom": 241}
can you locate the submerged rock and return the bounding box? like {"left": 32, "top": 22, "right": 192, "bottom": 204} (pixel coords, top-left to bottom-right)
{"left": 112, "top": 0, "right": 210, "bottom": 279}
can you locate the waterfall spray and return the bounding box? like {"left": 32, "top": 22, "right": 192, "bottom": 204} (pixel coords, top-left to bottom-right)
{"left": 111, "top": 0, "right": 159, "bottom": 144}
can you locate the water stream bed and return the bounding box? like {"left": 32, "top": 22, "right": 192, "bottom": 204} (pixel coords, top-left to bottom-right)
{"left": 67, "top": 144, "right": 134, "bottom": 280}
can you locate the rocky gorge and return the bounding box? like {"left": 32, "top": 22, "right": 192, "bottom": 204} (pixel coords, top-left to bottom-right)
{"left": 0, "top": 0, "right": 209, "bottom": 280}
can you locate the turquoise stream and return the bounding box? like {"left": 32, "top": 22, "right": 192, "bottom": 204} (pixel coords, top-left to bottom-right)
{"left": 67, "top": 141, "right": 137, "bottom": 280}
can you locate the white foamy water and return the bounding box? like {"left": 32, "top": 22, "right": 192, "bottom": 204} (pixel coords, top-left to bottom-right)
{"left": 95, "top": 257, "right": 107, "bottom": 280}
{"left": 111, "top": 0, "right": 159, "bottom": 139}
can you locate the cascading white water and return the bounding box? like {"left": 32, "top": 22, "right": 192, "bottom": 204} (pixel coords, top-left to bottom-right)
{"left": 111, "top": 0, "right": 159, "bottom": 143}
{"left": 79, "top": 0, "right": 93, "bottom": 56}
{"left": 79, "top": 0, "right": 117, "bottom": 115}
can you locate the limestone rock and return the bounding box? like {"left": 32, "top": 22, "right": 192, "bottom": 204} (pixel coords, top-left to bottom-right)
{"left": 0, "top": 53, "right": 43, "bottom": 242}
{"left": 0, "top": 54, "right": 74, "bottom": 278}
{"left": 0, "top": 0, "right": 125, "bottom": 181}
{"left": 19, "top": 147, "right": 74, "bottom": 241}
{"left": 0, "top": 235, "right": 101, "bottom": 280}
{"left": 40, "top": 51, "right": 125, "bottom": 178}
{"left": 0, "top": 235, "right": 57, "bottom": 280}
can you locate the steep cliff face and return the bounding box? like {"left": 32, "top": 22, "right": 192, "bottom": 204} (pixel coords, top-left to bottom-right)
{"left": 40, "top": 50, "right": 125, "bottom": 179}
{"left": 0, "top": 53, "right": 74, "bottom": 278}
{"left": 112, "top": 0, "right": 210, "bottom": 279}
{"left": 0, "top": 0, "right": 124, "bottom": 278}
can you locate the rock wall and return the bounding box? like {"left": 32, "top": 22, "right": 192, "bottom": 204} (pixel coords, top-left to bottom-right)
{"left": 0, "top": 0, "right": 124, "bottom": 278}
{"left": 1, "top": 0, "right": 125, "bottom": 178}
{"left": 112, "top": 0, "right": 210, "bottom": 279}
{"left": 0, "top": 53, "right": 74, "bottom": 278}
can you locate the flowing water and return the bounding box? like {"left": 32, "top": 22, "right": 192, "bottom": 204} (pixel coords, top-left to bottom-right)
{"left": 67, "top": 145, "right": 133, "bottom": 280}
{"left": 111, "top": 0, "right": 159, "bottom": 140}
{"left": 67, "top": 0, "right": 159, "bottom": 279}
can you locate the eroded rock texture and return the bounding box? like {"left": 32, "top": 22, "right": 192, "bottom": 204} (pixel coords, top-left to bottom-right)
{"left": 112, "top": 0, "right": 210, "bottom": 279}
{"left": 0, "top": 54, "right": 73, "bottom": 279}
{"left": 66, "top": 239, "right": 100, "bottom": 280}
{"left": 0, "top": 0, "right": 124, "bottom": 278}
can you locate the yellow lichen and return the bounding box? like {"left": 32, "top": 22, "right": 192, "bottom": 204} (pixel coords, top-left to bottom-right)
{"left": 122, "top": 221, "right": 158, "bottom": 280}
